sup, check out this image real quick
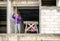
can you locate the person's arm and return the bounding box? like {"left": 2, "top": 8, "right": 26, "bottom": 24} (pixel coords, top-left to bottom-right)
{"left": 12, "top": 14, "right": 15, "bottom": 19}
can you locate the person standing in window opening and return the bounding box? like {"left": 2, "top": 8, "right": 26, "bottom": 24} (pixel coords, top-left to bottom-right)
{"left": 12, "top": 12, "right": 21, "bottom": 33}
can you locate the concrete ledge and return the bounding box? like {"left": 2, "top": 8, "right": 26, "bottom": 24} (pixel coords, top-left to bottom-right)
{"left": 0, "top": 1, "right": 38, "bottom": 7}
{"left": 0, "top": 34, "right": 59, "bottom": 41}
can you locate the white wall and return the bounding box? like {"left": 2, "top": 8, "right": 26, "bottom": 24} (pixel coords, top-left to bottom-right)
{"left": 40, "top": 9, "right": 60, "bottom": 34}
{"left": 57, "top": 0, "right": 60, "bottom": 6}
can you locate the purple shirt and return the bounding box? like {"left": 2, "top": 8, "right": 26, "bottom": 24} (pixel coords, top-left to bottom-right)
{"left": 12, "top": 14, "right": 21, "bottom": 24}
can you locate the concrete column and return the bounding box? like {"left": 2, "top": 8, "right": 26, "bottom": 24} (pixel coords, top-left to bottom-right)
{"left": 57, "top": 0, "right": 60, "bottom": 6}
{"left": 39, "top": 0, "right": 41, "bottom": 34}
{"left": 7, "top": 0, "right": 12, "bottom": 33}
{"left": 10, "top": 3, "right": 15, "bottom": 33}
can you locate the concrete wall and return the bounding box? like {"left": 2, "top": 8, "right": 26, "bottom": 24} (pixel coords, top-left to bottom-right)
{"left": 40, "top": 8, "right": 60, "bottom": 34}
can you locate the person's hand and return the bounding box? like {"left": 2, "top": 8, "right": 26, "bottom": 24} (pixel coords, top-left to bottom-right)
{"left": 15, "top": 13, "right": 19, "bottom": 18}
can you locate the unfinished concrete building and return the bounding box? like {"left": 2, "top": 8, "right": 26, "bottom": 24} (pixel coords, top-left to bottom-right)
{"left": 0, "top": 0, "right": 60, "bottom": 41}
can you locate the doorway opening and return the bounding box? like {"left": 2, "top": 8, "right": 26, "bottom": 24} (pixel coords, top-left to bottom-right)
{"left": 0, "top": 7, "right": 7, "bottom": 33}
{"left": 17, "top": 7, "right": 39, "bottom": 33}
